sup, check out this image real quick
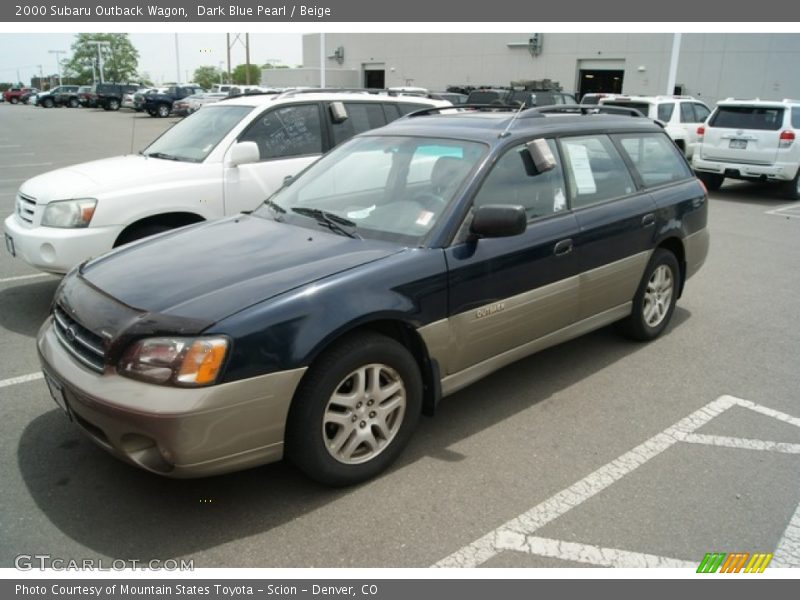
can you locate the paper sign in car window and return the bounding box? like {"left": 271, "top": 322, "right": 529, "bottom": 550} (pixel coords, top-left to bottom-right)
{"left": 565, "top": 143, "right": 597, "bottom": 194}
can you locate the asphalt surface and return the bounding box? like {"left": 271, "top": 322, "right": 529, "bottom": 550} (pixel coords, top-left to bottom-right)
{"left": 1, "top": 103, "right": 799, "bottom": 570}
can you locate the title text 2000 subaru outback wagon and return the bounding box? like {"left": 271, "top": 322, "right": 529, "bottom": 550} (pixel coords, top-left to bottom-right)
{"left": 37, "top": 106, "right": 709, "bottom": 486}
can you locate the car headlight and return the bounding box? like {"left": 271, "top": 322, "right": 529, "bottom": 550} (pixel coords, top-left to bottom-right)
{"left": 118, "top": 337, "right": 229, "bottom": 387}
{"left": 41, "top": 198, "right": 97, "bottom": 228}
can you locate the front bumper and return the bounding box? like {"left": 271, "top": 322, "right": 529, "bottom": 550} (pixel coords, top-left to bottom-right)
{"left": 3, "top": 214, "right": 119, "bottom": 274}
{"left": 692, "top": 157, "right": 799, "bottom": 182}
{"left": 37, "top": 318, "right": 307, "bottom": 477}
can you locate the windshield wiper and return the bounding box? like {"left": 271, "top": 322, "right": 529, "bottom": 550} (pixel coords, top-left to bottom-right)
{"left": 262, "top": 198, "right": 286, "bottom": 220}
{"left": 290, "top": 207, "right": 361, "bottom": 239}
{"left": 144, "top": 151, "right": 182, "bottom": 161}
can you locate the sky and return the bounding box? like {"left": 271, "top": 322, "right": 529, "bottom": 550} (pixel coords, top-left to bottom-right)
{"left": 0, "top": 33, "right": 303, "bottom": 86}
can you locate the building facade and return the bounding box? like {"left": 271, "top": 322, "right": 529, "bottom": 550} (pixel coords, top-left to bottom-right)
{"left": 261, "top": 33, "right": 800, "bottom": 104}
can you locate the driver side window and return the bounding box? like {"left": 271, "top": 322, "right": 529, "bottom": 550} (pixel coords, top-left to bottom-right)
{"left": 472, "top": 140, "right": 567, "bottom": 220}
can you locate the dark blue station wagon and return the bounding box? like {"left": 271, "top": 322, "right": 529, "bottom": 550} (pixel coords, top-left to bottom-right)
{"left": 37, "top": 107, "right": 709, "bottom": 485}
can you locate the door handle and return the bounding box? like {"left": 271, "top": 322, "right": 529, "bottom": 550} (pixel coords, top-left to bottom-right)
{"left": 642, "top": 213, "right": 656, "bottom": 228}
{"left": 554, "top": 239, "right": 573, "bottom": 256}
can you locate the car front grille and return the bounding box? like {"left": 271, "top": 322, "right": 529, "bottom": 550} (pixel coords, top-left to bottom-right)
{"left": 52, "top": 305, "right": 107, "bottom": 373}
{"left": 16, "top": 192, "right": 36, "bottom": 224}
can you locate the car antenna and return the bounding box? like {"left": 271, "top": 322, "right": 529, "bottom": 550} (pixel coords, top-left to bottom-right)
{"left": 498, "top": 103, "right": 526, "bottom": 138}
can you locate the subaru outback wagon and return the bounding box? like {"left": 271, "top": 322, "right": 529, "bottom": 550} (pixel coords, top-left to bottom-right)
{"left": 37, "top": 106, "right": 709, "bottom": 486}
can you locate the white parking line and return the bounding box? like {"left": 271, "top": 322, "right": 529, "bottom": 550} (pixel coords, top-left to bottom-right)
{"left": 434, "top": 396, "right": 736, "bottom": 568}
{"left": 765, "top": 205, "right": 800, "bottom": 218}
{"left": 0, "top": 371, "right": 43, "bottom": 389}
{"left": 497, "top": 533, "right": 695, "bottom": 568}
{"left": 773, "top": 501, "right": 800, "bottom": 568}
{"left": 433, "top": 395, "right": 800, "bottom": 568}
{"left": 683, "top": 433, "right": 800, "bottom": 454}
{"left": 0, "top": 273, "right": 49, "bottom": 284}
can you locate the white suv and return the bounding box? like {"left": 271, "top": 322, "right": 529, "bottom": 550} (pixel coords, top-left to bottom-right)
{"left": 3, "top": 92, "right": 450, "bottom": 274}
{"left": 599, "top": 95, "right": 711, "bottom": 158}
{"left": 692, "top": 98, "right": 800, "bottom": 199}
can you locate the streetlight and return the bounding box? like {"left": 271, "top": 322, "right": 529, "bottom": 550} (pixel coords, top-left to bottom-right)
{"left": 48, "top": 50, "right": 66, "bottom": 86}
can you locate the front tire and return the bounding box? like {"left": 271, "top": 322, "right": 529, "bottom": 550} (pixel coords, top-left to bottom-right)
{"left": 619, "top": 249, "right": 679, "bottom": 341}
{"left": 10, "top": 97, "right": 19, "bottom": 105}
{"left": 285, "top": 332, "right": 422, "bottom": 486}
{"left": 697, "top": 172, "right": 724, "bottom": 191}
{"left": 156, "top": 103, "right": 171, "bottom": 118}
{"left": 42, "top": 98, "right": 54, "bottom": 108}
{"left": 68, "top": 97, "right": 79, "bottom": 108}
{"left": 108, "top": 99, "right": 120, "bottom": 111}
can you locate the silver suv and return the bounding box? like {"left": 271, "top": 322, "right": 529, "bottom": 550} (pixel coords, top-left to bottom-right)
{"left": 692, "top": 98, "right": 800, "bottom": 199}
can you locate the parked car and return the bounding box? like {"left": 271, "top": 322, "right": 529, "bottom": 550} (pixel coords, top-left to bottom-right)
{"left": 211, "top": 84, "right": 233, "bottom": 94}
{"left": 465, "top": 88, "right": 577, "bottom": 108}
{"left": 121, "top": 90, "right": 140, "bottom": 110}
{"left": 692, "top": 98, "right": 800, "bottom": 199}
{"left": 599, "top": 95, "right": 711, "bottom": 158}
{"left": 95, "top": 83, "right": 141, "bottom": 111}
{"left": 431, "top": 91, "right": 468, "bottom": 105}
{"left": 133, "top": 87, "right": 166, "bottom": 112}
{"left": 173, "top": 92, "right": 229, "bottom": 116}
{"left": 33, "top": 106, "right": 708, "bottom": 485}
{"left": 143, "top": 85, "right": 206, "bottom": 117}
{"left": 78, "top": 86, "right": 98, "bottom": 108}
{"left": 37, "top": 85, "right": 81, "bottom": 108}
{"left": 4, "top": 92, "right": 451, "bottom": 274}
{"left": 3, "top": 87, "right": 36, "bottom": 104}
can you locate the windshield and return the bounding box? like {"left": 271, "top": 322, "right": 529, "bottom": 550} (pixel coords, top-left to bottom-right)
{"left": 142, "top": 104, "right": 253, "bottom": 162}
{"left": 254, "top": 135, "right": 488, "bottom": 245}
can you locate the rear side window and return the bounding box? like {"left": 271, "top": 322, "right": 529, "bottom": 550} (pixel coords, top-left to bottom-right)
{"left": 710, "top": 106, "right": 785, "bottom": 130}
{"left": 615, "top": 133, "right": 692, "bottom": 188}
{"left": 657, "top": 103, "right": 675, "bottom": 122}
{"left": 679, "top": 103, "right": 696, "bottom": 123}
{"left": 561, "top": 135, "right": 636, "bottom": 209}
{"left": 383, "top": 103, "right": 402, "bottom": 122}
{"left": 473, "top": 140, "right": 567, "bottom": 220}
{"left": 398, "top": 102, "right": 434, "bottom": 115}
{"left": 240, "top": 104, "right": 323, "bottom": 160}
{"left": 792, "top": 107, "right": 800, "bottom": 129}
{"left": 693, "top": 103, "right": 711, "bottom": 123}
{"left": 331, "top": 102, "right": 387, "bottom": 146}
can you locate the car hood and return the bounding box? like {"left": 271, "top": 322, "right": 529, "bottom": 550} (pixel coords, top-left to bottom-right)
{"left": 79, "top": 215, "right": 404, "bottom": 323}
{"left": 18, "top": 155, "right": 203, "bottom": 203}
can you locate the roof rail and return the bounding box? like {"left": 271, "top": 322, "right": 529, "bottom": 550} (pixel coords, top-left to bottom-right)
{"left": 275, "top": 87, "right": 442, "bottom": 100}
{"left": 404, "top": 104, "right": 540, "bottom": 118}
{"left": 535, "top": 104, "right": 646, "bottom": 118}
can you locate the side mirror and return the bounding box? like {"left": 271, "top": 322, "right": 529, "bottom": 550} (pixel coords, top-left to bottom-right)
{"left": 227, "top": 141, "right": 260, "bottom": 167}
{"left": 329, "top": 101, "right": 348, "bottom": 124}
{"left": 470, "top": 204, "right": 527, "bottom": 238}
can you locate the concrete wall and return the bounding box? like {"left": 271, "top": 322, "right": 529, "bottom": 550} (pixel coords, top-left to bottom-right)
{"left": 260, "top": 68, "right": 359, "bottom": 88}
{"left": 299, "top": 33, "right": 800, "bottom": 104}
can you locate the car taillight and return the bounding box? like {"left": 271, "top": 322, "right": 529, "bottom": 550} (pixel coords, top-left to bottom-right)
{"left": 779, "top": 130, "right": 795, "bottom": 149}
{"left": 697, "top": 125, "right": 705, "bottom": 140}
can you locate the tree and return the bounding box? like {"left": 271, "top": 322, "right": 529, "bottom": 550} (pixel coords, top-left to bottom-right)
{"left": 232, "top": 64, "right": 261, "bottom": 85}
{"left": 193, "top": 65, "right": 223, "bottom": 90}
{"left": 63, "top": 33, "right": 140, "bottom": 85}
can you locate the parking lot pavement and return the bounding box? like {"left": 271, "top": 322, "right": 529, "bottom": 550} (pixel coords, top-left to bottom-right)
{"left": 1, "top": 106, "right": 799, "bottom": 569}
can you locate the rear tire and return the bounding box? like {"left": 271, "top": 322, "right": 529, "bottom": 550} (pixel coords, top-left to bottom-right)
{"left": 10, "top": 97, "right": 19, "bottom": 105}
{"left": 783, "top": 170, "right": 800, "bottom": 201}
{"left": 697, "top": 172, "right": 724, "bottom": 191}
{"left": 108, "top": 99, "right": 120, "bottom": 111}
{"left": 285, "top": 332, "right": 422, "bottom": 486}
{"left": 156, "top": 103, "right": 171, "bottom": 118}
{"left": 68, "top": 97, "right": 79, "bottom": 108}
{"left": 619, "top": 249, "right": 680, "bottom": 342}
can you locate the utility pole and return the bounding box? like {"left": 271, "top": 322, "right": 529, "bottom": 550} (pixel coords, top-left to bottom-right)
{"left": 226, "top": 33, "right": 231, "bottom": 83}
{"left": 245, "top": 33, "right": 251, "bottom": 85}
{"left": 666, "top": 33, "right": 682, "bottom": 96}
{"left": 88, "top": 41, "right": 110, "bottom": 83}
{"left": 320, "top": 33, "right": 326, "bottom": 88}
{"left": 48, "top": 50, "right": 65, "bottom": 86}
{"left": 174, "top": 34, "right": 181, "bottom": 83}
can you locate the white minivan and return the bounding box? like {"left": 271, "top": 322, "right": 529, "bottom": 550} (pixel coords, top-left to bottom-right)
{"left": 4, "top": 92, "right": 450, "bottom": 274}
